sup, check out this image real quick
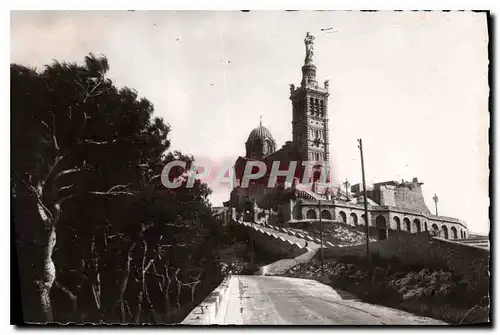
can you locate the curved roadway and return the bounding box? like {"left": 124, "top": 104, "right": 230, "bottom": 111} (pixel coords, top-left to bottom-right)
{"left": 215, "top": 275, "right": 446, "bottom": 325}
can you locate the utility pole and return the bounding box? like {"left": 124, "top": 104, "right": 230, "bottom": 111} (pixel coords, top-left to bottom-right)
{"left": 357, "top": 139, "right": 371, "bottom": 281}
{"left": 433, "top": 194, "right": 439, "bottom": 216}
{"left": 318, "top": 199, "right": 324, "bottom": 276}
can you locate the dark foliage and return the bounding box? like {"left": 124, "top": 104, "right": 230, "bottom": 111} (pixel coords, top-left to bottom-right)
{"left": 11, "top": 54, "right": 225, "bottom": 324}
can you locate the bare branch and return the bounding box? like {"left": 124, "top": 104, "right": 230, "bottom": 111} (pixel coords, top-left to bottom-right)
{"left": 163, "top": 223, "right": 192, "bottom": 228}
{"left": 42, "top": 151, "right": 72, "bottom": 188}
{"left": 145, "top": 258, "right": 155, "bottom": 274}
{"left": 57, "top": 194, "right": 76, "bottom": 206}
{"left": 106, "top": 184, "right": 132, "bottom": 193}
{"left": 88, "top": 191, "right": 137, "bottom": 197}
{"left": 75, "top": 73, "right": 86, "bottom": 90}
{"left": 75, "top": 109, "right": 90, "bottom": 139}
{"left": 41, "top": 120, "right": 51, "bottom": 131}
{"left": 147, "top": 174, "right": 161, "bottom": 185}
{"left": 54, "top": 167, "right": 91, "bottom": 182}
{"left": 86, "top": 78, "right": 103, "bottom": 97}
{"left": 49, "top": 110, "right": 60, "bottom": 151}
{"left": 91, "top": 283, "right": 101, "bottom": 310}
{"left": 159, "top": 243, "right": 190, "bottom": 248}
{"left": 82, "top": 139, "right": 121, "bottom": 146}
{"left": 87, "top": 88, "right": 109, "bottom": 98}
{"left": 53, "top": 281, "right": 78, "bottom": 318}
{"left": 75, "top": 80, "right": 86, "bottom": 92}
{"left": 57, "top": 184, "right": 75, "bottom": 193}
{"left": 12, "top": 171, "right": 55, "bottom": 222}
{"left": 124, "top": 300, "right": 133, "bottom": 320}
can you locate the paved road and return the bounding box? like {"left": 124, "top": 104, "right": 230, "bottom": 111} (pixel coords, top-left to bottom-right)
{"left": 215, "top": 275, "right": 446, "bottom": 325}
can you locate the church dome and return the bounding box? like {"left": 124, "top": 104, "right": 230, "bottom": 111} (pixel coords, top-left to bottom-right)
{"left": 245, "top": 121, "right": 277, "bottom": 160}
{"left": 246, "top": 124, "right": 275, "bottom": 144}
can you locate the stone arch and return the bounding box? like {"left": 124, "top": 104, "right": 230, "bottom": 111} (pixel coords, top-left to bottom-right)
{"left": 339, "top": 211, "right": 347, "bottom": 223}
{"left": 424, "top": 222, "right": 428, "bottom": 231}
{"left": 413, "top": 219, "right": 422, "bottom": 233}
{"left": 403, "top": 218, "right": 411, "bottom": 233}
{"left": 306, "top": 209, "right": 317, "bottom": 219}
{"left": 350, "top": 213, "right": 358, "bottom": 226}
{"left": 361, "top": 214, "right": 367, "bottom": 226}
{"left": 451, "top": 226, "right": 458, "bottom": 239}
{"left": 376, "top": 215, "right": 388, "bottom": 240}
{"left": 432, "top": 224, "right": 439, "bottom": 234}
{"left": 321, "top": 210, "right": 332, "bottom": 220}
{"left": 463, "top": 230, "right": 467, "bottom": 239}
{"left": 393, "top": 216, "right": 401, "bottom": 231}
{"left": 441, "top": 225, "right": 449, "bottom": 239}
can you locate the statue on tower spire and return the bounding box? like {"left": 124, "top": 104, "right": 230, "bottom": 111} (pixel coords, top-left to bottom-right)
{"left": 304, "top": 32, "right": 315, "bottom": 65}
{"left": 301, "top": 32, "right": 318, "bottom": 87}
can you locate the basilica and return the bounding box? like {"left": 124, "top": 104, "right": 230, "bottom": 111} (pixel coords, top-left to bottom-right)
{"left": 224, "top": 32, "right": 468, "bottom": 241}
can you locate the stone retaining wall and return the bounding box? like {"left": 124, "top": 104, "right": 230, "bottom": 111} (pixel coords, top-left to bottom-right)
{"left": 322, "top": 231, "right": 489, "bottom": 290}
{"left": 180, "top": 276, "right": 233, "bottom": 325}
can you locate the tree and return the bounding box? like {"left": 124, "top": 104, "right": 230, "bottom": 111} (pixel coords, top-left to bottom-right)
{"left": 11, "top": 54, "right": 170, "bottom": 322}
{"left": 12, "top": 54, "right": 230, "bottom": 325}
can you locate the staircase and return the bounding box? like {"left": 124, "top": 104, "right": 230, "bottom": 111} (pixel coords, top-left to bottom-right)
{"left": 284, "top": 182, "right": 327, "bottom": 201}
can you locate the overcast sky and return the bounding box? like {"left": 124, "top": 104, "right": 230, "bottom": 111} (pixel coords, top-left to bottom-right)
{"left": 10, "top": 11, "right": 489, "bottom": 234}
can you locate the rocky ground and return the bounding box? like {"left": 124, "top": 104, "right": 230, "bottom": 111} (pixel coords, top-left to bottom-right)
{"left": 281, "top": 257, "right": 490, "bottom": 325}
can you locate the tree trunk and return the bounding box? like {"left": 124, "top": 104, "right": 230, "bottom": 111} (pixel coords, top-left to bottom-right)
{"left": 164, "top": 265, "right": 171, "bottom": 313}
{"left": 115, "top": 242, "right": 135, "bottom": 323}
{"left": 53, "top": 281, "right": 79, "bottom": 322}
{"left": 31, "top": 194, "right": 61, "bottom": 323}
{"left": 35, "top": 224, "right": 57, "bottom": 322}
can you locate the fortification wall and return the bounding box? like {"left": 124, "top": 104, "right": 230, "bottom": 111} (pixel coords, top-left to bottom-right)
{"left": 379, "top": 184, "right": 431, "bottom": 214}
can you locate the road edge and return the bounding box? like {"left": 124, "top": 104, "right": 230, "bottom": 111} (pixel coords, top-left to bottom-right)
{"left": 180, "top": 275, "right": 233, "bottom": 325}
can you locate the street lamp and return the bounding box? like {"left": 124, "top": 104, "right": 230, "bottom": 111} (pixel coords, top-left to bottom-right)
{"left": 317, "top": 199, "right": 324, "bottom": 276}
{"left": 432, "top": 194, "right": 439, "bottom": 216}
{"left": 343, "top": 178, "right": 351, "bottom": 200}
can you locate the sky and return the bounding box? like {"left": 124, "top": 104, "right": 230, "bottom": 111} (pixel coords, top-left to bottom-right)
{"left": 10, "top": 11, "right": 489, "bottom": 234}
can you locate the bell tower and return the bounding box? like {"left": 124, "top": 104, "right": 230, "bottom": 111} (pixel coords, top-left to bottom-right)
{"left": 290, "top": 32, "right": 330, "bottom": 171}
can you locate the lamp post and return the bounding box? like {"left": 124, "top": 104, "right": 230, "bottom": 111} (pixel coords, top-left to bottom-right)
{"left": 433, "top": 194, "right": 439, "bottom": 216}
{"left": 318, "top": 199, "right": 324, "bottom": 276}
{"left": 343, "top": 178, "right": 351, "bottom": 200}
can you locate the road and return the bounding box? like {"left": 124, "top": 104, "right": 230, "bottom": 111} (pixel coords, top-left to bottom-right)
{"left": 214, "top": 275, "right": 447, "bottom": 325}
